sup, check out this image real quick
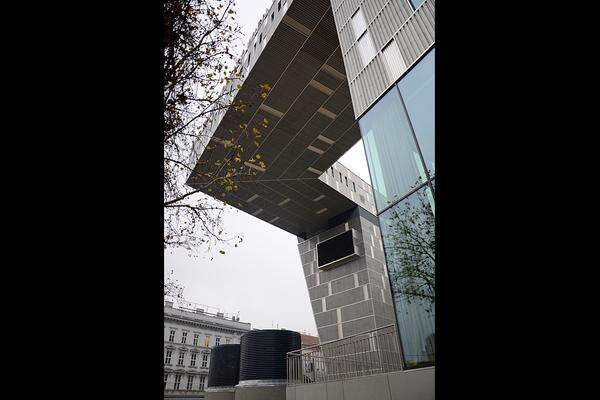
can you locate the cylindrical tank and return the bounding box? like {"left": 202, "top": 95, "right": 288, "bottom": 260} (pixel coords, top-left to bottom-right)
{"left": 206, "top": 344, "right": 241, "bottom": 400}
{"left": 238, "top": 329, "right": 301, "bottom": 383}
{"left": 207, "top": 344, "right": 241, "bottom": 388}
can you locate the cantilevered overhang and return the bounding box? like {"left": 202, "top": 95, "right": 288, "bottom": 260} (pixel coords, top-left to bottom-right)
{"left": 187, "top": 0, "right": 364, "bottom": 238}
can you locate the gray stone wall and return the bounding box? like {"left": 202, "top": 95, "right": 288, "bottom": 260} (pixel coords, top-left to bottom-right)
{"left": 319, "top": 161, "right": 377, "bottom": 215}
{"left": 297, "top": 207, "right": 395, "bottom": 343}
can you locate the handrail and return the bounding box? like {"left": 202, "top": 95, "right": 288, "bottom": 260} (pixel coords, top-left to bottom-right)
{"left": 287, "top": 324, "right": 396, "bottom": 356}
{"left": 287, "top": 324, "right": 403, "bottom": 385}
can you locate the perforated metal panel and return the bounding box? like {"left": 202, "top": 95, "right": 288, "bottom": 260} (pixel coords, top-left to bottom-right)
{"left": 332, "top": 0, "right": 435, "bottom": 117}
{"left": 186, "top": 0, "right": 434, "bottom": 237}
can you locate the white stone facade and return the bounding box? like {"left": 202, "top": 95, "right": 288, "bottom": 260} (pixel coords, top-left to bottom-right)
{"left": 163, "top": 302, "right": 251, "bottom": 397}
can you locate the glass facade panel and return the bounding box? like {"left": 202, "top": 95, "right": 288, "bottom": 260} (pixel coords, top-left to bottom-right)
{"left": 359, "top": 47, "right": 435, "bottom": 369}
{"left": 410, "top": 0, "right": 426, "bottom": 10}
{"left": 398, "top": 49, "right": 435, "bottom": 176}
{"left": 360, "top": 88, "right": 428, "bottom": 212}
{"left": 380, "top": 185, "right": 435, "bottom": 368}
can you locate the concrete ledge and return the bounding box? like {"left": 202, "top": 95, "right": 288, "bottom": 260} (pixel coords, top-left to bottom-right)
{"left": 235, "top": 384, "right": 286, "bottom": 400}
{"left": 387, "top": 368, "right": 434, "bottom": 400}
{"left": 205, "top": 390, "right": 235, "bottom": 400}
{"left": 287, "top": 367, "right": 434, "bottom": 400}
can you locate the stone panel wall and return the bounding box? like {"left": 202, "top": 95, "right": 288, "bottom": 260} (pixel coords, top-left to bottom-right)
{"left": 297, "top": 206, "right": 395, "bottom": 343}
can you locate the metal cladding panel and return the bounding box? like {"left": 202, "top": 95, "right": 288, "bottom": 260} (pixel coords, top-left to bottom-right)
{"left": 367, "top": 0, "right": 413, "bottom": 51}
{"left": 314, "top": 70, "right": 343, "bottom": 91}
{"left": 323, "top": 81, "right": 352, "bottom": 114}
{"left": 325, "top": 47, "right": 347, "bottom": 77}
{"left": 394, "top": 0, "right": 435, "bottom": 66}
{"left": 332, "top": 0, "right": 435, "bottom": 117}
{"left": 190, "top": 0, "right": 429, "bottom": 237}
{"left": 300, "top": 9, "right": 340, "bottom": 63}
{"left": 287, "top": 0, "right": 331, "bottom": 32}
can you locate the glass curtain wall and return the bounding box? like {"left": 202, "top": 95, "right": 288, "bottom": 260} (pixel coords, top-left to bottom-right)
{"left": 361, "top": 85, "right": 428, "bottom": 212}
{"left": 380, "top": 185, "right": 434, "bottom": 368}
{"left": 398, "top": 50, "right": 435, "bottom": 177}
{"left": 359, "top": 48, "right": 435, "bottom": 368}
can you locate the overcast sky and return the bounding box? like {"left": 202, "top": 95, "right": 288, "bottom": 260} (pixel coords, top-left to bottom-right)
{"left": 164, "top": 0, "right": 371, "bottom": 337}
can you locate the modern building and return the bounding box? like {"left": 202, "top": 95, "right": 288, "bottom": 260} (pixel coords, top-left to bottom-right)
{"left": 300, "top": 333, "right": 319, "bottom": 348}
{"left": 186, "top": 0, "right": 434, "bottom": 398}
{"left": 164, "top": 300, "right": 251, "bottom": 399}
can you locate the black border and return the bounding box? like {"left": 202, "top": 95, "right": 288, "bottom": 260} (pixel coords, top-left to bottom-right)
{"left": 19, "top": 0, "right": 566, "bottom": 396}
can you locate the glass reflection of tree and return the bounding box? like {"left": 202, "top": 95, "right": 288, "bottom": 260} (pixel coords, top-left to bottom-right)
{"left": 424, "top": 333, "right": 435, "bottom": 361}
{"left": 385, "top": 187, "right": 435, "bottom": 313}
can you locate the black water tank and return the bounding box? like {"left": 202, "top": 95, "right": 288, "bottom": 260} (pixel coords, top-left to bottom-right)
{"left": 239, "top": 329, "right": 301, "bottom": 381}
{"left": 207, "top": 344, "right": 241, "bottom": 388}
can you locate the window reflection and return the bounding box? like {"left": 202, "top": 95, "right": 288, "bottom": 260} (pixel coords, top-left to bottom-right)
{"left": 380, "top": 185, "right": 435, "bottom": 368}
{"left": 359, "top": 44, "right": 436, "bottom": 369}
{"left": 410, "top": 0, "right": 426, "bottom": 10}
{"left": 360, "top": 88, "right": 428, "bottom": 212}
{"left": 398, "top": 49, "right": 435, "bottom": 177}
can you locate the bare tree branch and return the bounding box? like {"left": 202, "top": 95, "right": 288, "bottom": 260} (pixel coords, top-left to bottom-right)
{"left": 163, "top": 0, "right": 275, "bottom": 256}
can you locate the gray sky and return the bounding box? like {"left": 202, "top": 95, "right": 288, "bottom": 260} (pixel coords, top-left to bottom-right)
{"left": 164, "top": 0, "right": 371, "bottom": 337}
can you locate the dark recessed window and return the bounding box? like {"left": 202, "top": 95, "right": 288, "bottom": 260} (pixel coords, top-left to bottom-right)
{"left": 353, "top": 182, "right": 356, "bottom": 192}
{"left": 345, "top": 176, "right": 348, "bottom": 186}
{"left": 271, "top": 12, "right": 274, "bottom": 21}
{"left": 317, "top": 230, "right": 356, "bottom": 269}
{"left": 278, "top": 1, "right": 281, "bottom": 11}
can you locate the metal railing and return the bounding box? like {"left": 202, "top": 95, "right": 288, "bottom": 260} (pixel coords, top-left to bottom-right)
{"left": 287, "top": 324, "right": 403, "bottom": 386}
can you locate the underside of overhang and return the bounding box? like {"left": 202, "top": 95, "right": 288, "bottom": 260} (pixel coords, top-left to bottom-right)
{"left": 187, "top": 0, "right": 364, "bottom": 238}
